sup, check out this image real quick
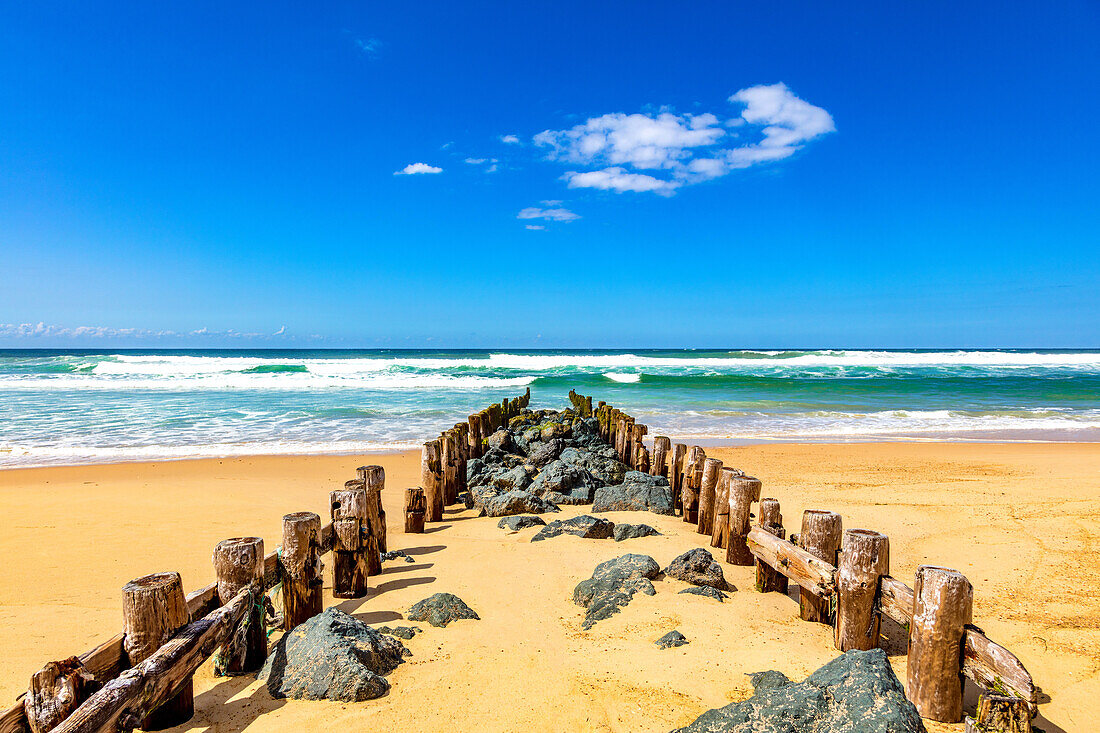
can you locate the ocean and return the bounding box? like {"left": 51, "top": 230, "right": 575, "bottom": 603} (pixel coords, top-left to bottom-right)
{"left": 1, "top": 349, "right": 1098, "bottom": 468}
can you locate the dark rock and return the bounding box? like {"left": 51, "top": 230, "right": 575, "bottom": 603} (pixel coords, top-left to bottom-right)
{"left": 568, "top": 417, "right": 603, "bottom": 448}
{"left": 497, "top": 515, "right": 547, "bottom": 531}
{"left": 531, "top": 514, "right": 615, "bottom": 542}
{"left": 559, "top": 447, "right": 627, "bottom": 486}
{"left": 656, "top": 630, "right": 689, "bottom": 649}
{"left": 663, "top": 548, "right": 732, "bottom": 591}
{"left": 490, "top": 465, "right": 532, "bottom": 492}
{"left": 259, "top": 608, "right": 405, "bottom": 701}
{"left": 573, "top": 553, "right": 660, "bottom": 629}
{"left": 407, "top": 593, "right": 480, "bottom": 628}
{"left": 486, "top": 429, "right": 515, "bottom": 452}
{"left": 527, "top": 438, "right": 564, "bottom": 468}
{"left": 541, "top": 490, "right": 591, "bottom": 505}
{"left": 529, "top": 459, "right": 600, "bottom": 501}
{"left": 483, "top": 490, "right": 559, "bottom": 517}
{"left": 749, "top": 670, "right": 791, "bottom": 691}
{"left": 381, "top": 550, "right": 414, "bottom": 563}
{"left": 376, "top": 625, "right": 422, "bottom": 640}
{"left": 671, "top": 649, "right": 924, "bottom": 733}
{"left": 613, "top": 523, "right": 662, "bottom": 541}
{"left": 592, "top": 471, "right": 674, "bottom": 515}
{"left": 678, "top": 586, "right": 729, "bottom": 602}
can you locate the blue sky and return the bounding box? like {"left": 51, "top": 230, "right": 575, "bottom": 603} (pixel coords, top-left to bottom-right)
{"left": 1, "top": 1, "right": 1097, "bottom": 348}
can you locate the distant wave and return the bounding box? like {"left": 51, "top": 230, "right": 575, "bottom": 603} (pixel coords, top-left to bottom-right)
{"left": 0, "top": 372, "right": 538, "bottom": 392}
{"left": 604, "top": 372, "right": 641, "bottom": 383}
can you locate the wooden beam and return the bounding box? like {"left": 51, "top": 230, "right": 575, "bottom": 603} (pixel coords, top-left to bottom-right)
{"left": 963, "top": 627, "right": 1038, "bottom": 707}
{"left": 745, "top": 526, "right": 836, "bottom": 598}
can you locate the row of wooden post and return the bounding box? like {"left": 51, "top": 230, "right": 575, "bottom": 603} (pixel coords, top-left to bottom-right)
{"left": 15, "top": 464, "right": 394, "bottom": 733}
{"left": 579, "top": 391, "right": 1034, "bottom": 730}
{"left": 411, "top": 389, "right": 531, "bottom": 532}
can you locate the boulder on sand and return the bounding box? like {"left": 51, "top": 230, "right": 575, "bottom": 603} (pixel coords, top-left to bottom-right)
{"left": 613, "top": 523, "right": 662, "bottom": 541}
{"left": 407, "top": 593, "right": 480, "bottom": 628}
{"left": 592, "top": 471, "right": 674, "bottom": 515}
{"left": 482, "top": 490, "right": 559, "bottom": 517}
{"left": 498, "top": 515, "right": 547, "bottom": 531}
{"left": 259, "top": 608, "right": 406, "bottom": 701}
{"left": 656, "top": 630, "right": 689, "bottom": 649}
{"left": 663, "top": 548, "right": 732, "bottom": 591}
{"left": 573, "top": 553, "right": 661, "bottom": 629}
{"left": 671, "top": 649, "right": 924, "bottom": 733}
{"left": 531, "top": 515, "right": 615, "bottom": 542}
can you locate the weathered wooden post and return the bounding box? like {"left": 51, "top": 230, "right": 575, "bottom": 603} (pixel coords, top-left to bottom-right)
{"left": 726, "top": 474, "right": 761, "bottom": 565}
{"left": 280, "top": 512, "right": 323, "bottom": 631}
{"left": 468, "top": 414, "right": 482, "bottom": 459}
{"left": 710, "top": 467, "right": 733, "bottom": 548}
{"left": 358, "top": 464, "right": 388, "bottom": 553}
{"left": 24, "top": 658, "right": 97, "bottom": 733}
{"left": 651, "top": 436, "right": 670, "bottom": 477}
{"left": 212, "top": 537, "right": 266, "bottom": 674}
{"left": 405, "top": 487, "right": 426, "bottom": 533}
{"left": 682, "top": 446, "right": 704, "bottom": 523}
{"left": 697, "top": 457, "right": 723, "bottom": 535}
{"left": 754, "top": 498, "right": 788, "bottom": 593}
{"left": 119, "top": 572, "right": 194, "bottom": 729}
{"left": 330, "top": 488, "right": 369, "bottom": 599}
{"left": 344, "top": 479, "right": 381, "bottom": 576}
{"left": 421, "top": 439, "right": 444, "bottom": 522}
{"left": 798, "top": 510, "right": 843, "bottom": 624}
{"left": 633, "top": 442, "right": 650, "bottom": 473}
{"left": 441, "top": 431, "right": 459, "bottom": 506}
{"left": 908, "top": 566, "right": 974, "bottom": 723}
{"left": 631, "top": 424, "right": 647, "bottom": 466}
{"left": 965, "top": 693, "right": 1033, "bottom": 733}
{"left": 835, "top": 529, "right": 890, "bottom": 651}
{"left": 670, "top": 443, "right": 687, "bottom": 514}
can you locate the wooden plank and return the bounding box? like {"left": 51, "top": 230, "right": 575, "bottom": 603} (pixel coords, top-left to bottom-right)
{"left": 879, "top": 574, "right": 915, "bottom": 627}
{"left": 963, "top": 626, "right": 1038, "bottom": 706}
{"left": 50, "top": 589, "right": 252, "bottom": 733}
{"left": 746, "top": 526, "right": 836, "bottom": 597}
{"left": 0, "top": 704, "right": 29, "bottom": 733}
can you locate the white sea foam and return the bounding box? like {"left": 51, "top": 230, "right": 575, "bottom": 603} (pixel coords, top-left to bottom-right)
{"left": 604, "top": 372, "right": 641, "bottom": 383}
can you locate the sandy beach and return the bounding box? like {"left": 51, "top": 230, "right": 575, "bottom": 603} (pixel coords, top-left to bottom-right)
{"left": 1, "top": 442, "right": 1097, "bottom": 732}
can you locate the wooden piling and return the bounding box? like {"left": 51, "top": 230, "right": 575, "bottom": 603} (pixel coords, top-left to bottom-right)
{"left": 697, "top": 457, "right": 723, "bottom": 535}
{"left": 835, "top": 529, "right": 890, "bottom": 652}
{"left": 212, "top": 537, "right": 266, "bottom": 674}
{"left": 682, "top": 446, "right": 704, "bottom": 523}
{"left": 330, "top": 488, "right": 369, "bottom": 599}
{"left": 344, "top": 480, "right": 380, "bottom": 576}
{"left": 726, "top": 474, "right": 761, "bottom": 566}
{"left": 651, "top": 436, "right": 670, "bottom": 477}
{"left": 908, "top": 566, "right": 974, "bottom": 723}
{"left": 798, "top": 510, "right": 843, "bottom": 624}
{"left": 357, "top": 465, "right": 388, "bottom": 553}
{"left": 965, "top": 693, "right": 1032, "bottom": 733}
{"left": 280, "top": 512, "right": 323, "bottom": 632}
{"left": 404, "top": 487, "right": 426, "bottom": 533}
{"left": 468, "top": 414, "right": 482, "bottom": 459}
{"left": 670, "top": 443, "right": 687, "bottom": 515}
{"left": 441, "top": 432, "right": 459, "bottom": 506}
{"left": 421, "top": 439, "right": 444, "bottom": 522}
{"left": 754, "top": 498, "right": 788, "bottom": 594}
{"left": 710, "top": 467, "right": 734, "bottom": 548}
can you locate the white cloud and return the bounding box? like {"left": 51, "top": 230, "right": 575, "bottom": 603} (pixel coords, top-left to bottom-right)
{"left": 355, "top": 38, "right": 381, "bottom": 55}
{"left": 533, "top": 83, "right": 833, "bottom": 194}
{"left": 465, "top": 157, "right": 487, "bottom": 164}
{"left": 525, "top": 224, "right": 546, "bottom": 230}
{"left": 394, "top": 162, "right": 443, "bottom": 175}
{"left": 500, "top": 134, "right": 521, "bottom": 145}
{"left": 0, "top": 322, "right": 299, "bottom": 342}
{"left": 517, "top": 206, "right": 580, "bottom": 222}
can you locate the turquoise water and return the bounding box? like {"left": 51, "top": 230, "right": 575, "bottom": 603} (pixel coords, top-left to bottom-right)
{"left": 1, "top": 349, "right": 1098, "bottom": 467}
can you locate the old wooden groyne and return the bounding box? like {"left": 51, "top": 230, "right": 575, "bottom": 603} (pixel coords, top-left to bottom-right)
{"left": 566, "top": 390, "right": 1037, "bottom": 733}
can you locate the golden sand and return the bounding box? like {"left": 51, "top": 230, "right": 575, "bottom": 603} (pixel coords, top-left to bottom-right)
{"left": 1, "top": 443, "right": 1097, "bottom": 731}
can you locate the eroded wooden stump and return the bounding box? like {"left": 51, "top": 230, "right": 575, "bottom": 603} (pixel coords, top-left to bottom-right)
{"left": 281, "top": 512, "right": 323, "bottom": 631}
{"left": 212, "top": 537, "right": 266, "bottom": 675}
{"left": 908, "top": 565, "right": 973, "bottom": 723}
{"left": 798, "top": 510, "right": 842, "bottom": 624}
{"left": 834, "top": 529, "right": 889, "bottom": 652}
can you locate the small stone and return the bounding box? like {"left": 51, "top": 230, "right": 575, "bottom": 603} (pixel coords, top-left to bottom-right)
{"left": 613, "top": 523, "right": 661, "bottom": 541}
{"left": 678, "top": 585, "right": 728, "bottom": 602}
{"left": 407, "top": 593, "right": 480, "bottom": 628}
{"left": 498, "top": 515, "right": 547, "bottom": 531}
{"left": 376, "top": 625, "right": 422, "bottom": 640}
{"left": 381, "top": 550, "right": 413, "bottom": 563}
{"left": 655, "top": 630, "right": 689, "bottom": 649}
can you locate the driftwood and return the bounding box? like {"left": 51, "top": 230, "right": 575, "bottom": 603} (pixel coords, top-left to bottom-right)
{"left": 121, "top": 572, "right": 192, "bottom": 729}
{"left": 280, "top": 512, "right": 323, "bottom": 631}
{"left": 834, "top": 530, "right": 889, "bottom": 652}
{"left": 49, "top": 589, "right": 252, "bottom": 733}
{"left": 908, "top": 566, "right": 974, "bottom": 723}
{"left": 24, "top": 658, "right": 98, "bottom": 733}
{"left": 746, "top": 526, "right": 836, "bottom": 598}
{"left": 798, "top": 510, "right": 842, "bottom": 624}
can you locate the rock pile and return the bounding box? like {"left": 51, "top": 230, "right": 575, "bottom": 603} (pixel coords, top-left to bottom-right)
{"left": 467, "top": 408, "right": 672, "bottom": 517}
